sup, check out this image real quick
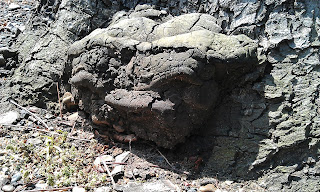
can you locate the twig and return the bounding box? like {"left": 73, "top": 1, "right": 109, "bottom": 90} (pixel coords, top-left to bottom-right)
{"left": 128, "top": 139, "right": 136, "bottom": 181}
{"left": 149, "top": 164, "right": 190, "bottom": 175}
{"left": 9, "top": 100, "right": 50, "bottom": 129}
{"left": 156, "top": 148, "right": 173, "bottom": 169}
{"left": 68, "top": 116, "right": 78, "bottom": 138}
{"left": 101, "top": 158, "right": 116, "bottom": 189}
{"left": 13, "top": 177, "right": 46, "bottom": 192}
{"left": 3, "top": 124, "right": 92, "bottom": 142}
{"left": 22, "top": 186, "right": 73, "bottom": 192}
{"left": 56, "top": 82, "right": 62, "bottom": 118}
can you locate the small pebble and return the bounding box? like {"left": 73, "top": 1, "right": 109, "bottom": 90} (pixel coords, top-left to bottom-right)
{"left": 68, "top": 112, "right": 79, "bottom": 122}
{"left": 11, "top": 173, "right": 22, "bottom": 183}
{"left": 0, "top": 175, "right": 10, "bottom": 187}
{"left": 34, "top": 183, "right": 48, "bottom": 190}
{"left": 199, "top": 184, "right": 216, "bottom": 192}
{"left": 94, "top": 187, "right": 111, "bottom": 192}
{"left": 8, "top": 3, "right": 21, "bottom": 11}
{"left": 0, "top": 150, "right": 8, "bottom": 156}
{"left": 0, "top": 54, "right": 5, "bottom": 67}
{"left": 187, "top": 188, "right": 197, "bottom": 192}
{"left": 26, "top": 138, "right": 42, "bottom": 145}
{"left": 224, "top": 180, "right": 233, "bottom": 185}
{"left": 72, "top": 186, "right": 86, "bottom": 192}
{"left": 2, "top": 184, "right": 15, "bottom": 192}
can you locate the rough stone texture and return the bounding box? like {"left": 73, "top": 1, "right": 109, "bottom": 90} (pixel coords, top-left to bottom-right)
{"left": 67, "top": 11, "right": 258, "bottom": 148}
{"left": 1, "top": 0, "right": 320, "bottom": 191}
{"left": 0, "top": 0, "right": 116, "bottom": 111}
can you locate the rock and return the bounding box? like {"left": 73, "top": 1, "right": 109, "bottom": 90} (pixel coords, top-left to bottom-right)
{"left": 10, "top": 173, "right": 22, "bottom": 183}
{"left": 26, "top": 138, "right": 43, "bottom": 145}
{"left": 0, "top": 47, "right": 16, "bottom": 58}
{"left": 117, "top": 180, "right": 179, "bottom": 192}
{"left": 199, "top": 184, "right": 216, "bottom": 192}
{"left": 187, "top": 188, "right": 197, "bottom": 192}
{"left": 111, "top": 151, "right": 130, "bottom": 175}
{"left": 45, "top": 113, "right": 54, "bottom": 119}
{"left": 93, "top": 155, "right": 113, "bottom": 172}
{"left": 67, "top": 112, "right": 79, "bottom": 122}
{"left": 68, "top": 10, "right": 257, "bottom": 148}
{"left": 8, "top": 3, "right": 20, "bottom": 11}
{"left": 0, "top": 175, "right": 9, "bottom": 188}
{"left": 2, "top": 0, "right": 320, "bottom": 190}
{"left": 34, "top": 182, "right": 48, "bottom": 190}
{"left": 2, "top": 184, "right": 15, "bottom": 192}
{"left": 0, "top": 111, "right": 19, "bottom": 125}
{"left": 72, "top": 187, "right": 86, "bottom": 192}
{"left": 94, "top": 187, "right": 111, "bottom": 192}
{"left": 0, "top": 54, "right": 5, "bottom": 67}
{"left": 224, "top": 180, "right": 233, "bottom": 185}
{"left": 0, "top": 150, "right": 8, "bottom": 156}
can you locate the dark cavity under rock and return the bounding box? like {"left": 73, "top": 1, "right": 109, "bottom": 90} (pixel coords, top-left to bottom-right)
{"left": 67, "top": 11, "right": 258, "bottom": 148}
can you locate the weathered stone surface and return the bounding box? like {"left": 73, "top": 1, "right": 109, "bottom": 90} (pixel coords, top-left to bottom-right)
{"left": 1, "top": 0, "right": 320, "bottom": 191}
{"left": 67, "top": 10, "right": 257, "bottom": 148}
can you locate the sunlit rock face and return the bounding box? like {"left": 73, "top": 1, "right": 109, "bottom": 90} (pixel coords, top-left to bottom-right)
{"left": 68, "top": 9, "right": 258, "bottom": 148}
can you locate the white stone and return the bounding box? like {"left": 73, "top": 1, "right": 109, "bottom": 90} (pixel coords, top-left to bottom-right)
{"left": 72, "top": 187, "right": 86, "bottom": 192}
{"left": 115, "top": 151, "right": 130, "bottom": 163}
{"left": 8, "top": 3, "right": 20, "bottom": 11}
{"left": 0, "top": 111, "right": 19, "bottom": 125}
{"left": 94, "top": 187, "right": 111, "bottom": 192}
{"left": 34, "top": 183, "right": 48, "bottom": 190}
{"left": 2, "top": 184, "right": 15, "bottom": 192}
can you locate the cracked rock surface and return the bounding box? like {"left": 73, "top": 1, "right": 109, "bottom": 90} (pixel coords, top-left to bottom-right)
{"left": 67, "top": 11, "right": 258, "bottom": 148}
{"left": 1, "top": 0, "right": 320, "bottom": 191}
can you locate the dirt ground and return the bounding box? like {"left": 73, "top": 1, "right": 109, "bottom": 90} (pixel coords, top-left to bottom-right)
{"left": 0, "top": 106, "right": 266, "bottom": 191}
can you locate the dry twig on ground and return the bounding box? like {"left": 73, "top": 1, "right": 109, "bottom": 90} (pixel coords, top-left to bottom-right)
{"left": 9, "top": 100, "right": 50, "bottom": 129}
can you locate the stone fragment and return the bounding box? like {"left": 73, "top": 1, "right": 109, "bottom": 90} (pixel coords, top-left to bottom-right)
{"left": 0, "top": 111, "right": 19, "bottom": 125}
{"left": 0, "top": 175, "right": 9, "bottom": 188}
{"left": 0, "top": 47, "right": 16, "bottom": 58}
{"left": 0, "top": 54, "right": 5, "bottom": 67}
{"left": 0, "top": 149, "right": 8, "bottom": 156}
{"left": 8, "top": 3, "right": 20, "bottom": 11}
{"left": 10, "top": 172, "right": 22, "bottom": 183}
{"left": 111, "top": 151, "right": 130, "bottom": 175}
{"left": 2, "top": 184, "right": 15, "bottom": 192}
{"left": 94, "top": 187, "right": 111, "bottom": 192}
{"left": 26, "top": 138, "right": 43, "bottom": 145}
{"left": 116, "top": 180, "right": 178, "bottom": 192}
{"left": 72, "top": 187, "right": 86, "bottom": 192}
{"left": 199, "top": 184, "right": 216, "bottom": 192}
{"left": 68, "top": 112, "right": 79, "bottom": 122}
{"left": 93, "top": 155, "right": 113, "bottom": 172}
{"left": 34, "top": 182, "right": 48, "bottom": 190}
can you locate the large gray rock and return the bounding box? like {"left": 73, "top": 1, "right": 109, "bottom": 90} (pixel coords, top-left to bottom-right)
{"left": 1, "top": 0, "right": 319, "bottom": 191}
{"left": 67, "top": 11, "right": 258, "bottom": 148}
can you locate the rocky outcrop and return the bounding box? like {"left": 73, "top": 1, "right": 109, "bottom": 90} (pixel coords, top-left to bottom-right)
{"left": 1, "top": 0, "right": 320, "bottom": 191}
{"left": 67, "top": 11, "right": 258, "bottom": 148}
{"left": 0, "top": 0, "right": 116, "bottom": 110}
